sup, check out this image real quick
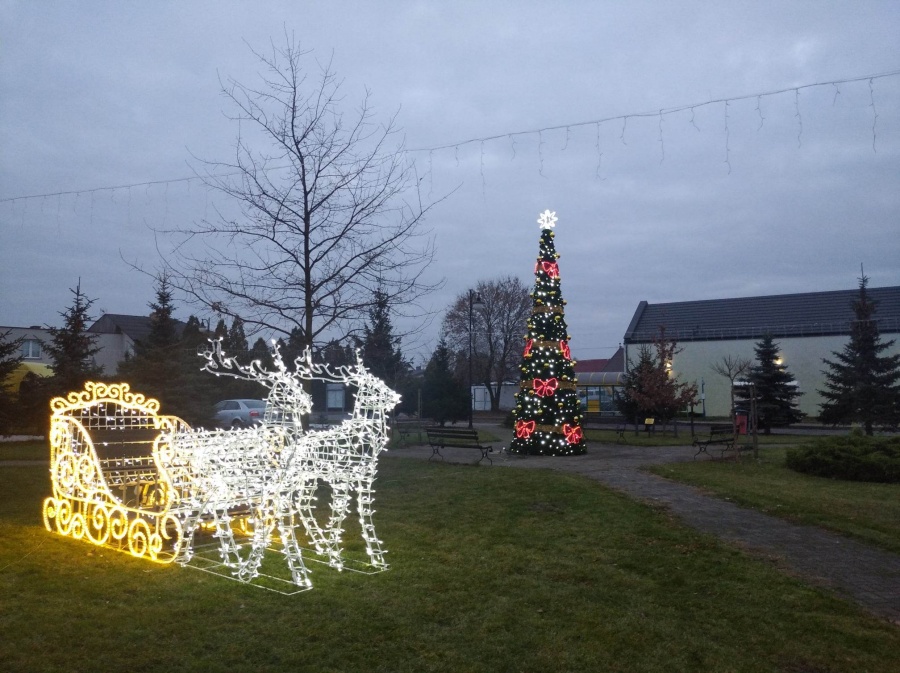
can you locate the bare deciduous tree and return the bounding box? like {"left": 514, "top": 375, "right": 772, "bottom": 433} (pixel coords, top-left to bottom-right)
{"left": 442, "top": 276, "right": 531, "bottom": 412}
{"left": 711, "top": 354, "right": 752, "bottom": 431}
{"left": 158, "top": 37, "right": 438, "bottom": 352}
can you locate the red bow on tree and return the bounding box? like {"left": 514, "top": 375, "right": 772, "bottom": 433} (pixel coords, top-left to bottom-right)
{"left": 562, "top": 424, "right": 583, "bottom": 444}
{"left": 515, "top": 420, "right": 536, "bottom": 439}
{"left": 523, "top": 339, "right": 534, "bottom": 357}
{"left": 559, "top": 340, "right": 570, "bottom": 359}
{"left": 533, "top": 378, "right": 558, "bottom": 397}
{"left": 541, "top": 261, "right": 560, "bottom": 278}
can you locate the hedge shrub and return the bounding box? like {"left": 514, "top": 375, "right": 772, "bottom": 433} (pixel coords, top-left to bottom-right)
{"left": 785, "top": 432, "right": 900, "bottom": 483}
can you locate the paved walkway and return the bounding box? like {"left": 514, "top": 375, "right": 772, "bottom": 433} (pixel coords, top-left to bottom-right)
{"left": 392, "top": 423, "right": 900, "bottom": 623}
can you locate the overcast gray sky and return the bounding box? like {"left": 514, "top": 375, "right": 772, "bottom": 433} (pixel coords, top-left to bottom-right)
{"left": 2, "top": 1, "right": 899, "bottom": 363}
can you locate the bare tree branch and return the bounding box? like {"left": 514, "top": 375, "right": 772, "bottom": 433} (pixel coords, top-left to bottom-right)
{"left": 154, "top": 37, "right": 442, "bottom": 351}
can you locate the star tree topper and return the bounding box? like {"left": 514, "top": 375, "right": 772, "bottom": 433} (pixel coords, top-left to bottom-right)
{"left": 537, "top": 210, "right": 558, "bottom": 229}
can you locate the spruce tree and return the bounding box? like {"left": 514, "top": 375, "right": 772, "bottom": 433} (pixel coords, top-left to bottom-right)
{"left": 819, "top": 275, "right": 900, "bottom": 434}
{"left": 248, "top": 337, "right": 275, "bottom": 371}
{"left": 737, "top": 334, "right": 803, "bottom": 434}
{"left": 45, "top": 280, "right": 103, "bottom": 394}
{"left": 225, "top": 316, "right": 249, "bottom": 360}
{"left": 0, "top": 330, "right": 24, "bottom": 434}
{"left": 359, "top": 288, "right": 406, "bottom": 389}
{"left": 118, "top": 276, "right": 214, "bottom": 424}
{"left": 510, "top": 211, "right": 584, "bottom": 455}
{"left": 422, "top": 338, "right": 467, "bottom": 426}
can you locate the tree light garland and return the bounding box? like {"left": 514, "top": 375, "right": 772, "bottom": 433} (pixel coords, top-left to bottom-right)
{"left": 509, "top": 211, "right": 585, "bottom": 456}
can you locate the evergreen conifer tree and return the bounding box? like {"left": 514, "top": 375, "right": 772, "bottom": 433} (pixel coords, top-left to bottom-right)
{"left": 118, "top": 276, "right": 214, "bottom": 424}
{"left": 819, "top": 275, "right": 900, "bottom": 434}
{"left": 422, "top": 338, "right": 467, "bottom": 426}
{"left": 248, "top": 337, "right": 275, "bottom": 371}
{"left": 0, "top": 330, "right": 24, "bottom": 434}
{"left": 736, "top": 334, "right": 803, "bottom": 433}
{"left": 45, "top": 280, "right": 103, "bottom": 394}
{"left": 359, "top": 288, "right": 406, "bottom": 389}
{"left": 510, "top": 211, "right": 584, "bottom": 455}
{"left": 225, "top": 316, "right": 249, "bottom": 360}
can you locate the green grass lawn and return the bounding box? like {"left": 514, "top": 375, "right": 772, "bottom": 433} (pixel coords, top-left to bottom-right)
{"left": 647, "top": 447, "right": 900, "bottom": 555}
{"left": 0, "top": 440, "right": 46, "bottom": 461}
{"left": 2, "top": 458, "right": 899, "bottom": 673}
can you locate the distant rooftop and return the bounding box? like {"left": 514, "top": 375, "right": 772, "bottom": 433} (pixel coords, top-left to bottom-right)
{"left": 624, "top": 286, "right": 900, "bottom": 343}
{"left": 88, "top": 313, "right": 192, "bottom": 343}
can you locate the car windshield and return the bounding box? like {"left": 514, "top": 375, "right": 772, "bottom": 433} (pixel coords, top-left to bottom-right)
{"left": 243, "top": 400, "right": 266, "bottom": 409}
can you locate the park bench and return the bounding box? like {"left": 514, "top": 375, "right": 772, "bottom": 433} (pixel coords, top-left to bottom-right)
{"left": 426, "top": 427, "right": 494, "bottom": 465}
{"left": 692, "top": 424, "right": 735, "bottom": 459}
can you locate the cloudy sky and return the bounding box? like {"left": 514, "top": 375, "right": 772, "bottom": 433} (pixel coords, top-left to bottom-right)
{"left": 2, "top": 1, "right": 899, "bottom": 363}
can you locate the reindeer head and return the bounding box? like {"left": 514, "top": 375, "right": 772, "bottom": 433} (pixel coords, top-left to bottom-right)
{"left": 293, "top": 349, "right": 401, "bottom": 416}
{"left": 200, "top": 339, "right": 313, "bottom": 425}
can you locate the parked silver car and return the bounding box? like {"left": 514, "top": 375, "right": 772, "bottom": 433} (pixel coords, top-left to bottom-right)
{"left": 213, "top": 399, "right": 267, "bottom": 428}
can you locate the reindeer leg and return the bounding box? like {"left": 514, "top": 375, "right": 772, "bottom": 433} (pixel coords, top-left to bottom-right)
{"left": 357, "top": 474, "right": 388, "bottom": 570}
{"left": 295, "top": 476, "right": 329, "bottom": 555}
{"left": 234, "top": 501, "right": 274, "bottom": 583}
{"left": 275, "top": 495, "right": 313, "bottom": 589}
{"left": 318, "top": 481, "right": 352, "bottom": 571}
{"left": 211, "top": 509, "right": 245, "bottom": 572}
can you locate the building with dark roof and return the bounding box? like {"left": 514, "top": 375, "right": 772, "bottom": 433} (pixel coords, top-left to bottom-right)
{"left": 88, "top": 313, "right": 193, "bottom": 374}
{"left": 623, "top": 286, "right": 900, "bottom": 418}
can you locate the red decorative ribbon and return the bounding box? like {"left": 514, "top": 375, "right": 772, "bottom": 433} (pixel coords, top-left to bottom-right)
{"left": 523, "top": 339, "right": 533, "bottom": 357}
{"left": 562, "top": 424, "right": 583, "bottom": 444}
{"left": 560, "top": 340, "right": 570, "bottom": 359}
{"left": 533, "top": 378, "right": 558, "bottom": 397}
{"left": 533, "top": 260, "right": 560, "bottom": 278}
{"left": 515, "top": 420, "right": 536, "bottom": 439}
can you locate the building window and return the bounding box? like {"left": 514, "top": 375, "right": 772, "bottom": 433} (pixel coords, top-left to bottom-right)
{"left": 326, "top": 383, "right": 345, "bottom": 411}
{"left": 21, "top": 339, "right": 42, "bottom": 360}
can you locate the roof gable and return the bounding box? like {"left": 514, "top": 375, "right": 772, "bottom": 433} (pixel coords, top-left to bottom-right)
{"left": 624, "top": 286, "right": 900, "bottom": 343}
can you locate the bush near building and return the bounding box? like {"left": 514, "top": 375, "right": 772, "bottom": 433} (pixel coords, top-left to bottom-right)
{"left": 785, "top": 432, "right": 900, "bottom": 483}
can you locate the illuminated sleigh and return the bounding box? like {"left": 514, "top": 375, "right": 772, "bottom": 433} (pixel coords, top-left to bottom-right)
{"left": 42, "top": 382, "right": 192, "bottom": 563}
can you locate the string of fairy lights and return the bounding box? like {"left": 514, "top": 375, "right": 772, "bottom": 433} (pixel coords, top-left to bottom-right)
{"left": 2, "top": 69, "right": 897, "bottom": 212}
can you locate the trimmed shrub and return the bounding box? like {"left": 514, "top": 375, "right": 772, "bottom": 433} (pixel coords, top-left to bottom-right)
{"left": 785, "top": 431, "right": 900, "bottom": 483}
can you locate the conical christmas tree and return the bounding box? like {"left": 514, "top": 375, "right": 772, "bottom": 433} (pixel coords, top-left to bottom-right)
{"left": 510, "top": 210, "right": 585, "bottom": 456}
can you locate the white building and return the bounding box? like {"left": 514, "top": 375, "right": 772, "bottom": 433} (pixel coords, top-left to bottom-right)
{"left": 623, "top": 286, "right": 900, "bottom": 418}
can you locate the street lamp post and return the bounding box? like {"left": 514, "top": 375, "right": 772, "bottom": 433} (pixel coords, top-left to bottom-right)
{"left": 468, "top": 289, "right": 485, "bottom": 429}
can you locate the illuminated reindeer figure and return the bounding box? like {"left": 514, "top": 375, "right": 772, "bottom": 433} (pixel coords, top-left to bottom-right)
{"left": 290, "top": 349, "right": 401, "bottom": 572}
{"left": 164, "top": 340, "right": 398, "bottom": 587}
{"left": 164, "top": 340, "right": 315, "bottom": 587}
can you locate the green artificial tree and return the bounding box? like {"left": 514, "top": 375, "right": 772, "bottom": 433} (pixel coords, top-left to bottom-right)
{"left": 510, "top": 210, "right": 584, "bottom": 455}
{"left": 819, "top": 274, "right": 900, "bottom": 435}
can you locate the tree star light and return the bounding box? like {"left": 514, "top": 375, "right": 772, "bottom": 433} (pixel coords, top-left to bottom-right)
{"left": 537, "top": 210, "right": 558, "bottom": 229}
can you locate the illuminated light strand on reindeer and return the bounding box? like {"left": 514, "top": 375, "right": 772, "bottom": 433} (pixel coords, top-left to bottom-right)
{"left": 289, "top": 349, "right": 401, "bottom": 572}
{"left": 163, "top": 340, "right": 316, "bottom": 587}
{"left": 164, "top": 339, "right": 400, "bottom": 586}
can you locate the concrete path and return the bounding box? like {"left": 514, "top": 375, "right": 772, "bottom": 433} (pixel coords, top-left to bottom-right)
{"left": 391, "top": 423, "right": 900, "bottom": 623}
